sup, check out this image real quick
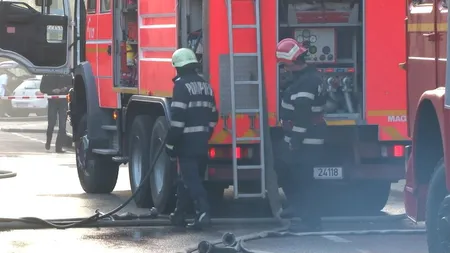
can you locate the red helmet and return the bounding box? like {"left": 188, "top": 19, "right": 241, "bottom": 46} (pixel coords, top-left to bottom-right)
{"left": 276, "top": 38, "right": 308, "bottom": 64}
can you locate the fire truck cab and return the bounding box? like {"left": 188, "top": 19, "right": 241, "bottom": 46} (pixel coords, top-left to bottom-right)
{"left": 0, "top": 0, "right": 408, "bottom": 215}
{"left": 403, "top": 0, "right": 450, "bottom": 252}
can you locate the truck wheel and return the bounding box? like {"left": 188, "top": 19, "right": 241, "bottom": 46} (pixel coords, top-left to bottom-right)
{"left": 426, "top": 159, "right": 448, "bottom": 253}
{"left": 325, "top": 181, "right": 391, "bottom": 215}
{"left": 76, "top": 114, "right": 119, "bottom": 193}
{"left": 128, "top": 115, "right": 155, "bottom": 208}
{"left": 149, "top": 116, "right": 176, "bottom": 213}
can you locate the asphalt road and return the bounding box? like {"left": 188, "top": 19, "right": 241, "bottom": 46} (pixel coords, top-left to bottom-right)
{"left": 0, "top": 119, "right": 428, "bottom": 253}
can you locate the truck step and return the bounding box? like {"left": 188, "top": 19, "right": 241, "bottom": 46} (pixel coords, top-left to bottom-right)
{"left": 237, "top": 165, "right": 260, "bottom": 170}
{"left": 236, "top": 193, "right": 265, "bottom": 198}
{"left": 112, "top": 156, "right": 128, "bottom": 163}
{"left": 92, "top": 148, "right": 119, "bottom": 155}
{"left": 237, "top": 137, "right": 260, "bottom": 142}
{"left": 101, "top": 125, "right": 117, "bottom": 131}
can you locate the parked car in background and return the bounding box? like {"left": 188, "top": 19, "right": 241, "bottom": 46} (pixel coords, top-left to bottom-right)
{"left": 0, "top": 61, "right": 35, "bottom": 93}
{"left": 10, "top": 78, "right": 47, "bottom": 117}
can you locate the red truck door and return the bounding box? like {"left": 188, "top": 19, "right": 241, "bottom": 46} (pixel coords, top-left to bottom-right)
{"left": 96, "top": 0, "right": 118, "bottom": 108}
{"left": 404, "top": 0, "right": 438, "bottom": 222}
{"left": 0, "top": 0, "right": 72, "bottom": 74}
{"left": 406, "top": 0, "right": 438, "bottom": 134}
{"left": 137, "top": 1, "right": 178, "bottom": 95}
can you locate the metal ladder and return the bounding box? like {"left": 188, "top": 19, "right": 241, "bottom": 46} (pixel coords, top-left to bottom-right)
{"left": 226, "top": 0, "right": 266, "bottom": 199}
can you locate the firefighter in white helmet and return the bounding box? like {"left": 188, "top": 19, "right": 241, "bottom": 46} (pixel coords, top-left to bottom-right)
{"left": 275, "top": 38, "right": 327, "bottom": 232}
{"left": 165, "top": 48, "right": 219, "bottom": 230}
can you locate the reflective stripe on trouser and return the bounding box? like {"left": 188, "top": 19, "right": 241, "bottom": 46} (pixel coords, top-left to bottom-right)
{"left": 284, "top": 136, "right": 324, "bottom": 145}
{"left": 183, "top": 126, "right": 209, "bottom": 133}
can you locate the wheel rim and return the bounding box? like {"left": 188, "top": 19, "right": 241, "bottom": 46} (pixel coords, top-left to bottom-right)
{"left": 438, "top": 196, "right": 450, "bottom": 251}
{"left": 153, "top": 137, "right": 165, "bottom": 195}
{"left": 131, "top": 136, "right": 142, "bottom": 187}
{"left": 76, "top": 133, "right": 88, "bottom": 171}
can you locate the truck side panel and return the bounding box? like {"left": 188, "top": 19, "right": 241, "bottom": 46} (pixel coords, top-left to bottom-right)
{"left": 406, "top": 0, "right": 437, "bottom": 135}
{"left": 138, "top": 1, "right": 177, "bottom": 96}
{"left": 208, "top": 0, "right": 278, "bottom": 144}
{"left": 437, "top": 2, "right": 447, "bottom": 88}
{"left": 96, "top": 0, "right": 118, "bottom": 108}
{"left": 365, "top": 0, "right": 408, "bottom": 141}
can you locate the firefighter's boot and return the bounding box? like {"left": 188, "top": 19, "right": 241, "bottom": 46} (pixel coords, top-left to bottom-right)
{"left": 186, "top": 197, "right": 211, "bottom": 230}
{"left": 280, "top": 184, "right": 300, "bottom": 219}
{"left": 170, "top": 183, "right": 190, "bottom": 227}
{"left": 45, "top": 133, "right": 52, "bottom": 150}
{"left": 280, "top": 206, "right": 296, "bottom": 219}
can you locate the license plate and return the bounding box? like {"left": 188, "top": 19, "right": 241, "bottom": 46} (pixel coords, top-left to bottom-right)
{"left": 16, "top": 103, "right": 28, "bottom": 108}
{"left": 313, "top": 167, "right": 343, "bottom": 179}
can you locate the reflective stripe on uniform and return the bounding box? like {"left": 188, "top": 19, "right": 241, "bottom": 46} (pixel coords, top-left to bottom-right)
{"left": 212, "top": 106, "right": 217, "bottom": 112}
{"left": 171, "top": 101, "right": 187, "bottom": 109}
{"left": 209, "top": 122, "right": 217, "bottom": 127}
{"left": 284, "top": 136, "right": 324, "bottom": 145}
{"left": 291, "top": 92, "right": 315, "bottom": 100}
{"left": 171, "top": 121, "right": 185, "bottom": 127}
{"left": 281, "top": 100, "right": 294, "bottom": 110}
{"left": 183, "top": 126, "right": 209, "bottom": 133}
{"left": 165, "top": 144, "right": 174, "bottom": 150}
{"left": 292, "top": 126, "right": 307, "bottom": 133}
{"left": 189, "top": 101, "right": 214, "bottom": 108}
{"left": 303, "top": 138, "right": 324, "bottom": 145}
{"left": 311, "top": 106, "right": 323, "bottom": 112}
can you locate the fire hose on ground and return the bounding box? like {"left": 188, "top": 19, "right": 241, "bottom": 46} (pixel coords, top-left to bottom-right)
{"left": 0, "top": 131, "right": 426, "bottom": 252}
{"left": 0, "top": 170, "right": 16, "bottom": 179}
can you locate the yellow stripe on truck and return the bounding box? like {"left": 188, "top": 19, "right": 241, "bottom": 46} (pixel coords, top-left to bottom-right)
{"left": 381, "top": 126, "right": 409, "bottom": 140}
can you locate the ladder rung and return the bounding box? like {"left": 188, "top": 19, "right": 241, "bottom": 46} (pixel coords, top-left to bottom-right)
{"left": 233, "top": 53, "right": 258, "bottom": 57}
{"left": 235, "top": 81, "right": 259, "bottom": 85}
{"left": 237, "top": 165, "right": 261, "bottom": 170}
{"left": 237, "top": 137, "right": 260, "bottom": 142}
{"left": 235, "top": 109, "right": 259, "bottom": 114}
{"left": 232, "top": 24, "right": 257, "bottom": 29}
{"left": 237, "top": 193, "right": 265, "bottom": 198}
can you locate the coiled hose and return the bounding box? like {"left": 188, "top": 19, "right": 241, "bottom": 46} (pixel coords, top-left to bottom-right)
{"left": 0, "top": 132, "right": 168, "bottom": 229}
{"left": 0, "top": 170, "right": 16, "bottom": 179}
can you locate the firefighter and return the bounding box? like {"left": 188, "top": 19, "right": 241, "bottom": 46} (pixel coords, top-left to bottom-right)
{"left": 40, "top": 74, "right": 72, "bottom": 153}
{"left": 165, "top": 48, "right": 219, "bottom": 230}
{"left": 275, "top": 38, "right": 327, "bottom": 231}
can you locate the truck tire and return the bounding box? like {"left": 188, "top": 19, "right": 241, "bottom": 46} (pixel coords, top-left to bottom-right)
{"left": 128, "top": 115, "right": 155, "bottom": 208}
{"left": 76, "top": 114, "right": 119, "bottom": 193}
{"left": 325, "top": 181, "right": 391, "bottom": 215}
{"left": 149, "top": 116, "right": 176, "bottom": 213}
{"left": 426, "top": 159, "right": 448, "bottom": 253}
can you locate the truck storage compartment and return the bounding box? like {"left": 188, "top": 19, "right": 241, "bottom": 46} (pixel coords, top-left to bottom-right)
{"left": 278, "top": 0, "right": 363, "bottom": 119}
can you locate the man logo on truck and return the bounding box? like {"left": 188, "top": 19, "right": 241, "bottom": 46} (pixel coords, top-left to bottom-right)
{"left": 387, "top": 115, "right": 407, "bottom": 122}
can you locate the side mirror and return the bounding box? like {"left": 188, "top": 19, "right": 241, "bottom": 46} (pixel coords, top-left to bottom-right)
{"left": 35, "top": 0, "right": 53, "bottom": 7}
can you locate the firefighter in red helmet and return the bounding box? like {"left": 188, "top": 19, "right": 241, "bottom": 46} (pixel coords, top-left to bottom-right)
{"left": 274, "top": 38, "right": 327, "bottom": 231}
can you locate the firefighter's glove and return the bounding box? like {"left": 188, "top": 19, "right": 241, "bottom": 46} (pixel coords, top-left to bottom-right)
{"left": 289, "top": 139, "right": 302, "bottom": 151}
{"left": 165, "top": 144, "right": 177, "bottom": 161}
{"left": 280, "top": 120, "right": 293, "bottom": 132}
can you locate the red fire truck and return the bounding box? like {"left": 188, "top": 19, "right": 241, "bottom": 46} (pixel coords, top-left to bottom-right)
{"left": 403, "top": 0, "right": 450, "bottom": 252}
{"left": 0, "top": 0, "right": 407, "bottom": 214}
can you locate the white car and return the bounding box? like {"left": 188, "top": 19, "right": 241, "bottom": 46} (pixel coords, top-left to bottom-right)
{"left": 10, "top": 78, "right": 47, "bottom": 117}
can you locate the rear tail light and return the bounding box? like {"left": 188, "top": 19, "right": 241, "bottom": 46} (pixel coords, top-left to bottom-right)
{"left": 393, "top": 145, "right": 404, "bottom": 157}
{"left": 208, "top": 146, "right": 254, "bottom": 159}
{"left": 381, "top": 145, "right": 405, "bottom": 158}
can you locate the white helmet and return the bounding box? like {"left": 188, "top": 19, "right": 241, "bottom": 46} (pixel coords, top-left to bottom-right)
{"left": 171, "top": 48, "right": 198, "bottom": 67}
